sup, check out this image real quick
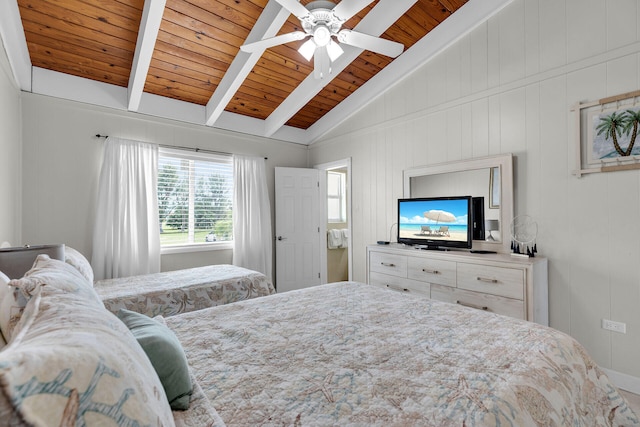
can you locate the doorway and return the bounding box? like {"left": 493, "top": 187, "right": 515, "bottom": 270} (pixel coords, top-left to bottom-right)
{"left": 316, "top": 159, "right": 352, "bottom": 284}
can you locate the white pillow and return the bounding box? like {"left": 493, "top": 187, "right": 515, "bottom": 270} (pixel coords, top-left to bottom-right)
{"left": 2, "top": 255, "right": 101, "bottom": 343}
{"left": 64, "top": 246, "right": 94, "bottom": 284}
{"left": 16, "top": 254, "right": 98, "bottom": 301}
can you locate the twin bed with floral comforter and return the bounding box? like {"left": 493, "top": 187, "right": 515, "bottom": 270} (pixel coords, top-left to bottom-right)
{"left": 0, "top": 244, "right": 276, "bottom": 318}
{"left": 94, "top": 264, "right": 276, "bottom": 317}
{"left": 165, "top": 281, "right": 639, "bottom": 426}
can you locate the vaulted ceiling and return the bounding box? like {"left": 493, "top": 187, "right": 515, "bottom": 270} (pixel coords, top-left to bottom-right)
{"left": 0, "top": 0, "right": 512, "bottom": 144}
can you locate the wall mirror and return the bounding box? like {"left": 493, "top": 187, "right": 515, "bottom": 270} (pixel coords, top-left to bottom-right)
{"left": 403, "top": 154, "right": 514, "bottom": 254}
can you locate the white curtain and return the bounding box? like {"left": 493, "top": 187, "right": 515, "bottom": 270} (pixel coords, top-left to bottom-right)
{"left": 232, "top": 155, "right": 273, "bottom": 281}
{"left": 92, "top": 137, "right": 160, "bottom": 280}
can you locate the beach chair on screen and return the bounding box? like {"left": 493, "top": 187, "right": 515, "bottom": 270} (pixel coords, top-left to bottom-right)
{"left": 420, "top": 225, "right": 432, "bottom": 235}
{"left": 436, "top": 226, "right": 450, "bottom": 236}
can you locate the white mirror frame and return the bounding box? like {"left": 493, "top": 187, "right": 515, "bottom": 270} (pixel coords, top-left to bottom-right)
{"left": 403, "top": 154, "right": 514, "bottom": 254}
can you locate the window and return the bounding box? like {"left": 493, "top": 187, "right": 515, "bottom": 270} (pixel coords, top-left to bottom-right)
{"left": 157, "top": 148, "right": 233, "bottom": 247}
{"left": 327, "top": 171, "right": 346, "bottom": 223}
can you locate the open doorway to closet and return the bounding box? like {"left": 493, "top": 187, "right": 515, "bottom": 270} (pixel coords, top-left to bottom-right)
{"left": 317, "top": 159, "right": 352, "bottom": 284}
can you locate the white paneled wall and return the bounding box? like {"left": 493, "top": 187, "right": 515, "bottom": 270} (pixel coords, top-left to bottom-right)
{"left": 309, "top": 0, "right": 640, "bottom": 382}
{"left": 0, "top": 41, "right": 21, "bottom": 246}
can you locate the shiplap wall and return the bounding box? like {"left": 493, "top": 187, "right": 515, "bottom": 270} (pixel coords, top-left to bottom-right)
{"left": 0, "top": 41, "right": 21, "bottom": 246}
{"left": 309, "top": 0, "right": 640, "bottom": 382}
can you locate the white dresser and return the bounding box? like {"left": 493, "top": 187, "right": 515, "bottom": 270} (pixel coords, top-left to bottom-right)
{"left": 366, "top": 244, "right": 548, "bottom": 325}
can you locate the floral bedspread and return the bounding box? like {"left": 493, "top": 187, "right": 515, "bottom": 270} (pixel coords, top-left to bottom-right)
{"left": 166, "top": 281, "right": 639, "bottom": 427}
{"left": 94, "top": 264, "right": 275, "bottom": 317}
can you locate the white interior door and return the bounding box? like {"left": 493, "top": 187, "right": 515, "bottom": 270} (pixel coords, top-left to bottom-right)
{"left": 275, "top": 167, "right": 320, "bottom": 292}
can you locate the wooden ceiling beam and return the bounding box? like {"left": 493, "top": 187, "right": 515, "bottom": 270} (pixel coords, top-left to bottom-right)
{"left": 204, "top": 0, "right": 290, "bottom": 127}
{"left": 128, "top": 0, "right": 167, "bottom": 111}
{"left": 0, "top": 0, "right": 31, "bottom": 90}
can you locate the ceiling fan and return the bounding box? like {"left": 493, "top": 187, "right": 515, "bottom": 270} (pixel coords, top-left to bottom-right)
{"left": 240, "top": 0, "right": 406, "bottom": 79}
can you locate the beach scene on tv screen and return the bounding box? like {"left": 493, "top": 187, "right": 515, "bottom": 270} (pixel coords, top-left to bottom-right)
{"left": 399, "top": 199, "right": 469, "bottom": 242}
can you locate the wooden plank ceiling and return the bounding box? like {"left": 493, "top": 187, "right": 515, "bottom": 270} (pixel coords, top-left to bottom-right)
{"left": 17, "top": 0, "right": 468, "bottom": 132}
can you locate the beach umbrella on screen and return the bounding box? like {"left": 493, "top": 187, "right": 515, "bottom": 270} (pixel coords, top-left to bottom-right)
{"left": 424, "top": 210, "right": 456, "bottom": 223}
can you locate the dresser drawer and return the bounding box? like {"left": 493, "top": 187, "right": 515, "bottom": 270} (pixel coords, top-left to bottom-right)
{"left": 407, "top": 256, "right": 456, "bottom": 287}
{"left": 369, "top": 272, "right": 430, "bottom": 297}
{"left": 430, "top": 284, "right": 525, "bottom": 320}
{"left": 456, "top": 264, "right": 524, "bottom": 300}
{"left": 369, "top": 251, "right": 408, "bottom": 277}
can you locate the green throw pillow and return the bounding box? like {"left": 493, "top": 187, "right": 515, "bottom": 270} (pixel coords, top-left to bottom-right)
{"left": 117, "top": 309, "right": 193, "bottom": 410}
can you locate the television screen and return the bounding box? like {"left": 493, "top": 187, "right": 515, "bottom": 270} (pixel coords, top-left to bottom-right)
{"left": 397, "top": 196, "right": 472, "bottom": 249}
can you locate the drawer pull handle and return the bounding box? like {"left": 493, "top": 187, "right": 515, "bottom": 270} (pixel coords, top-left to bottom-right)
{"left": 423, "top": 268, "right": 440, "bottom": 274}
{"left": 476, "top": 277, "right": 498, "bottom": 284}
{"left": 381, "top": 262, "right": 396, "bottom": 267}
{"left": 456, "top": 300, "right": 489, "bottom": 311}
{"left": 386, "top": 284, "right": 409, "bottom": 292}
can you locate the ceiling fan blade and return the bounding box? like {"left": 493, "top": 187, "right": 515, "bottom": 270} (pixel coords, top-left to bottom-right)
{"left": 314, "top": 46, "right": 331, "bottom": 80}
{"left": 273, "top": 0, "right": 311, "bottom": 19}
{"left": 332, "top": 0, "right": 373, "bottom": 22}
{"left": 337, "top": 30, "right": 404, "bottom": 58}
{"left": 240, "top": 31, "right": 308, "bottom": 53}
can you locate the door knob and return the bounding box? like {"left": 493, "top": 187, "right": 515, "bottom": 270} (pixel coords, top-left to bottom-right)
{"left": 277, "top": 236, "right": 287, "bottom": 241}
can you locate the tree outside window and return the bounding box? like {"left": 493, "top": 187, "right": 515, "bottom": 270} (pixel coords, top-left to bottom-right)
{"left": 158, "top": 150, "right": 233, "bottom": 246}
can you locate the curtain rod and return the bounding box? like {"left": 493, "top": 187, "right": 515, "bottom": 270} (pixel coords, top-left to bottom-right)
{"left": 95, "top": 134, "right": 267, "bottom": 160}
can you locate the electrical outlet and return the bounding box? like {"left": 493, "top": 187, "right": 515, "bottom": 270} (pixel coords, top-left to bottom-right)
{"left": 602, "top": 319, "right": 626, "bottom": 334}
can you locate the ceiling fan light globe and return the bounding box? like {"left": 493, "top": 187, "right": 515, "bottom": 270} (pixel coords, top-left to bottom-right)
{"left": 327, "top": 40, "right": 344, "bottom": 61}
{"left": 313, "top": 25, "right": 331, "bottom": 47}
{"left": 298, "top": 39, "right": 316, "bottom": 61}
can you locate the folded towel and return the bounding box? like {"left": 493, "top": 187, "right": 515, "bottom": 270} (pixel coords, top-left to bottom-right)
{"left": 339, "top": 229, "right": 349, "bottom": 248}
{"left": 327, "top": 229, "right": 342, "bottom": 249}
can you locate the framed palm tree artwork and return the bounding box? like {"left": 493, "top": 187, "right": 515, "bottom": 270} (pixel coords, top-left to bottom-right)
{"left": 572, "top": 89, "right": 640, "bottom": 177}
{"left": 589, "top": 105, "right": 640, "bottom": 163}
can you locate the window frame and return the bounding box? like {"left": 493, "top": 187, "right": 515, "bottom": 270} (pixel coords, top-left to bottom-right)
{"left": 327, "top": 170, "right": 346, "bottom": 223}
{"left": 158, "top": 147, "right": 234, "bottom": 254}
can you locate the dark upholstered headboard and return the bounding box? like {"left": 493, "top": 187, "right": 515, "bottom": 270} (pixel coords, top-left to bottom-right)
{"left": 0, "top": 244, "right": 65, "bottom": 279}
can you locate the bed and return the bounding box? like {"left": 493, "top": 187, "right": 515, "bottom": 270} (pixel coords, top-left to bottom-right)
{"left": 165, "top": 281, "right": 639, "bottom": 426}
{"left": 0, "top": 243, "right": 275, "bottom": 317}
{"left": 1, "top": 257, "right": 638, "bottom": 426}
{"left": 94, "top": 264, "right": 276, "bottom": 317}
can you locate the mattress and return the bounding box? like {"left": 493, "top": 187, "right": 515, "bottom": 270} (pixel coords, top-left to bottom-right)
{"left": 166, "top": 281, "right": 639, "bottom": 426}
{"left": 94, "top": 264, "right": 275, "bottom": 317}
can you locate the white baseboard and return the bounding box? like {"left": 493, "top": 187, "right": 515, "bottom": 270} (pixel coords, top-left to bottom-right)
{"left": 603, "top": 368, "right": 640, "bottom": 395}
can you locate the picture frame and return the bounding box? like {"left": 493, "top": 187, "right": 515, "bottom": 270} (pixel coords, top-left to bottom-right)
{"left": 489, "top": 167, "right": 500, "bottom": 209}
{"left": 572, "top": 89, "right": 640, "bottom": 177}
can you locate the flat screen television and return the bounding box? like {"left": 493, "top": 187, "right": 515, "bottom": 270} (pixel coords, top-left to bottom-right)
{"left": 397, "top": 196, "right": 473, "bottom": 250}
